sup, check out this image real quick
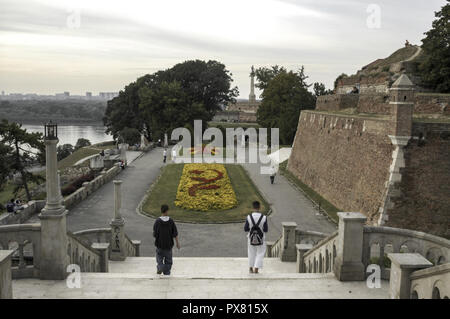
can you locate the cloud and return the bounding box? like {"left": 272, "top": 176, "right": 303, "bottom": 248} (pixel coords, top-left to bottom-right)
{"left": 0, "top": 0, "right": 447, "bottom": 96}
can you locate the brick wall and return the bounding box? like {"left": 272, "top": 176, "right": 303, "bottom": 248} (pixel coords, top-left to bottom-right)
{"left": 415, "top": 94, "right": 450, "bottom": 115}
{"left": 387, "top": 123, "right": 450, "bottom": 238}
{"left": 357, "top": 94, "right": 391, "bottom": 114}
{"left": 287, "top": 111, "right": 393, "bottom": 224}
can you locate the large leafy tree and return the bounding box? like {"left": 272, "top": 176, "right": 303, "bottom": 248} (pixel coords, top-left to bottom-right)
{"left": 0, "top": 120, "right": 45, "bottom": 201}
{"left": 257, "top": 71, "right": 316, "bottom": 145}
{"left": 103, "top": 60, "right": 238, "bottom": 141}
{"left": 313, "top": 82, "right": 333, "bottom": 97}
{"left": 0, "top": 142, "right": 12, "bottom": 191}
{"left": 419, "top": 1, "right": 450, "bottom": 92}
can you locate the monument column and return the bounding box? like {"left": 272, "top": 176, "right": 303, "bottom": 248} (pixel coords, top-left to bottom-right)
{"left": 110, "top": 180, "right": 126, "bottom": 261}
{"left": 249, "top": 65, "right": 256, "bottom": 103}
{"left": 39, "top": 121, "right": 69, "bottom": 280}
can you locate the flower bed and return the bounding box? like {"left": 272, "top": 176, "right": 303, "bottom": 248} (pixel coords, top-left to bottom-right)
{"left": 175, "top": 163, "right": 237, "bottom": 211}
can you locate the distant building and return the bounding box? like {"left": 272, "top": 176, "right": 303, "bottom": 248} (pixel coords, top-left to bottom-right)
{"left": 86, "top": 92, "right": 92, "bottom": 98}
{"left": 99, "top": 92, "right": 119, "bottom": 100}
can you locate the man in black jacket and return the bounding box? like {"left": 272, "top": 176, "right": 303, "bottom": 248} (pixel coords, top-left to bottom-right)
{"left": 153, "top": 204, "right": 180, "bottom": 275}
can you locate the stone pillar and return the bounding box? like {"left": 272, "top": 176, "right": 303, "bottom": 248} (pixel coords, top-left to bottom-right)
{"left": 281, "top": 222, "right": 297, "bottom": 262}
{"left": 131, "top": 240, "right": 141, "bottom": 257}
{"left": 0, "top": 250, "right": 14, "bottom": 299}
{"left": 333, "top": 212, "right": 367, "bottom": 281}
{"left": 109, "top": 180, "right": 126, "bottom": 261}
{"left": 91, "top": 243, "right": 110, "bottom": 272}
{"left": 296, "top": 244, "right": 313, "bottom": 273}
{"left": 39, "top": 138, "right": 69, "bottom": 280}
{"left": 378, "top": 136, "right": 410, "bottom": 226}
{"left": 388, "top": 253, "right": 432, "bottom": 299}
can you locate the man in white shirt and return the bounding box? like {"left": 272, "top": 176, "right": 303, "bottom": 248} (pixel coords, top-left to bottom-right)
{"left": 244, "top": 201, "right": 268, "bottom": 274}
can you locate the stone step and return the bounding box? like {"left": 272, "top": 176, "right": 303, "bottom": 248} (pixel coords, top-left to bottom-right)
{"left": 109, "top": 257, "right": 298, "bottom": 276}
{"left": 13, "top": 272, "right": 389, "bottom": 299}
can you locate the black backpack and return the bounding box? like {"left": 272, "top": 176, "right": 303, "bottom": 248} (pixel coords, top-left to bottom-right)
{"left": 249, "top": 214, "right": 264, "bottom": 246}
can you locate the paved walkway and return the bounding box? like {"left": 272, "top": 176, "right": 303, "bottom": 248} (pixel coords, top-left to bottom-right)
{"left": 65, "top": 147, "right": 336, "bottom": 257}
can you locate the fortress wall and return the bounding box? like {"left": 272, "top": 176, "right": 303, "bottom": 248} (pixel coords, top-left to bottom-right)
{"left": 287, "top": 111, "right": 393, "bottom": 224}
{"left": 387, "top": 123, "right": 450, "bottom": 238}
{"left": 316, "top": 94, "right": 359, "bottom": 111}
{"left": 357, "top": 94, "right": 391, "bottom": 114}
{"left": 415, "top": 94, "right": 450, "bottom": 115}
{"left": 317, "top": 93, "right": 450, "bottom": 116}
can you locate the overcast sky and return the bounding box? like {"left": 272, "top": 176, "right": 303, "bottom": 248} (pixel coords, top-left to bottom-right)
{"left": 0, "top": 0, "right": 446, "bottom": 98}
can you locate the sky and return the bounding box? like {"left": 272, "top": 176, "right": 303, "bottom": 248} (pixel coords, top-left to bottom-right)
{"left": 0, "top": 0, "right": 447, "bottom": 98}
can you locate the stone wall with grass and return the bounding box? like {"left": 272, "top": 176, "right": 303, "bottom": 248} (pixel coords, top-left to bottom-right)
{"left": 287, "top": 110, "right": 393, "bottom": 225}
{"left": 288, "top": 110, "right": 450, "bottom": 237}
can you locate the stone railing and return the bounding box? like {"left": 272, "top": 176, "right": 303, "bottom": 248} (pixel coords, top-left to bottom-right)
{"left": 410, "top": 263, "right": 450, "bottom": 299}
{"left": 301, "top": 231, "right": 338, "bottom": 274}
{"left": 0, "top": 223, "right": 42, "bottom": 279}
{"left": 67, "top": 232, "right": 107, "bottom": 272}
{"left": 0, "top": 250, "right": 14, "bottom": 299}
{"left": 124, "top": 234, "right": 141, "bottom": 257}
{"left": 64, "top": 164, "right": 121, "bottom": 209}
{"left": 362, "top": 226, "right": 450, "bottom": 280}
{"left": 72, "top": 228, "right": 140, "bottom": 258}
{"left": 0, "top": 200, "right": 46, "bottom": 226}
{"left": 266, "top": 236, "right": 282, "bottom": 258}
{"left": 267, "top": 223, "right": 330, "bottom": 259}
{"left": 387, "top": 253, "right": 450, "bottom": 299}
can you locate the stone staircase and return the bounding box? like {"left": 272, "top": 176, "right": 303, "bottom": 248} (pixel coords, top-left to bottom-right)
{"left": 12, "top": 257, "right": 389, "bottom": 299}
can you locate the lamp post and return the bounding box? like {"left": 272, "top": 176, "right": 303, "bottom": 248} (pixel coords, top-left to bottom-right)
{"left": 39, "top": 120, "right": 69, "bottom": 280}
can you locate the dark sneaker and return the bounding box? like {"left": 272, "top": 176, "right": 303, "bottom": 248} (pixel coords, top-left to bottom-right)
{"left": 157, "top": 270, "right": 162, "bottom": 274}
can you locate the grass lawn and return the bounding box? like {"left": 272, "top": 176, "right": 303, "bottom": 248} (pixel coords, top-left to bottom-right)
{"left": 141, "top": 163, "right": 269, "bottom": 223}
{"left": 279, "top": 161, "right": 339, "bottom": 223}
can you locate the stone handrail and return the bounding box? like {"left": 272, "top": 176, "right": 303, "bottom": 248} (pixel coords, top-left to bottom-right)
{"left": 410, "top": 263, "right": 450, "bottom": 299}
{"left": 362, "top": 226, "right": 450, "bottom": 280}
{"left": 0, "top": 223, "right": 42, "bottom": 279}
{"left": 72, "top": 228, "right": 112, "bottom": 247}
{"left": 124, "top": 233, "right": 141, "bottom": 257}
{"left": 295, "top": 229, "right": 329, "bottom": 245}
{"left": 64, "top": 164, "right": 121, "bottom": 209}
{"left": 301, "top": 231, "right": 338, "bottom": 274}
{"left": 0, "top": 250, "right": 14, "bottom": 298}
{"left": 67, "top": 232, "right": 104, "bottom": 272}
{"left": 266, "top": 235, "right": 283, "bottom": 258}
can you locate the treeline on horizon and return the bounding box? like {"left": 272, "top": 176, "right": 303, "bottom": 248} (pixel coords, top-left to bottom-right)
{"left": 0, "top": 99, "right": 107, "bottom": 124}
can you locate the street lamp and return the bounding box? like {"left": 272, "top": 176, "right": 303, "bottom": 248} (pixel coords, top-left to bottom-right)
{"left": 44, "top": 120, "right": 58, "bottom": 140}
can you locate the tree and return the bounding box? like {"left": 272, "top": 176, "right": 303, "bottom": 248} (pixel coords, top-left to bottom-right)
{"left": 103, "top": 60, "right": 238, "bottom": 142}
{"left": 0, "top": 142, "right": 12, "bottom": 191}
{"left": 313, "top": 82, "right": 333, "bottom": 97}
{"left": 57, "top": 144, "right": 74, "bottom": 161}
{"left": 419, "top": 1, "right": 450, "bottom": 92}
{"left": 254, "top": 65, "right": 287, "bottom": 92}
{"left": 0, "top": 120, "right": 45, "bottom": 201}
{"left": 118, "top": 127, "right": 141, "bottom": 145}
{"left": 257, "top": 71, "right": 316, "bottom": 145}
{"left": 75, "top": 138, "right": 91, "bottom": 150}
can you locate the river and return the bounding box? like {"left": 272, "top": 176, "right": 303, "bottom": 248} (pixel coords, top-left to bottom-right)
{"left": 21, "top": 123, "right": 112, "bottom": 146}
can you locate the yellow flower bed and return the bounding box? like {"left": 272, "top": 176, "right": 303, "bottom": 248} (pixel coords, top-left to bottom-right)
{"left": 174, "top": 163, "right": 237, "bottom": 211}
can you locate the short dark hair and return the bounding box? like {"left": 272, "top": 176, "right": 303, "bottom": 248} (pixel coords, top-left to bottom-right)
{"left": 161, "top": 204, "right": 169, "bottom": 214}
{"left": 252, "top": 201, "right": 260, "bottom": 209}
{"left": 10, "top": 198, "right": 15, "bottom": 203}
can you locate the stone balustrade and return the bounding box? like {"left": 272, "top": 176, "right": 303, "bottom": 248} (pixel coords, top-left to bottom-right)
{"left": 410, "top": 263, "right": 450, "bottom": 299}
{"left": 301, "top": 232, "right": 338, "bottom": 274}
{"left": 0, "top": 223, "right": 42, "bottom": 279}
{"left": 64, "top": 164, "right": 121, "bottom": 209}
{"left": 0, "top": 250, "right": 14, "bottom": 299}
{"left": 362, "top": 226, "right": 450, "bottom": 280}
{"left": 67, "top": 232, "right": 104, "bottom": 272}
{"left": 124, "top": 234, "right": 141, "bottom": 257}
{"left": 0, "top": 200, "right": 46, "bottom": 226}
